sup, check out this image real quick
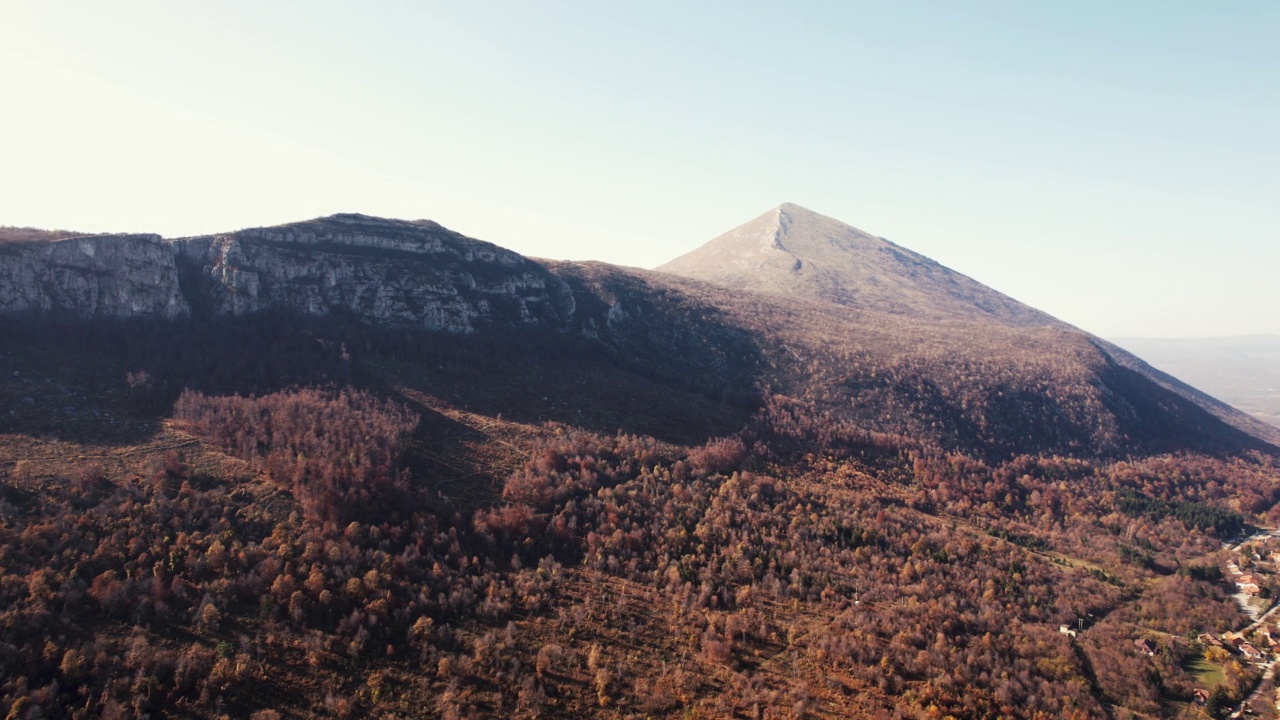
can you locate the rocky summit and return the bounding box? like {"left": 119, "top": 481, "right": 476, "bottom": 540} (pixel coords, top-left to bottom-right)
{"left": 659, "top": 203, "right": 1060, "bottom": 328}
{"left": 170, "top": 213, "right": 576, "bottom": 332}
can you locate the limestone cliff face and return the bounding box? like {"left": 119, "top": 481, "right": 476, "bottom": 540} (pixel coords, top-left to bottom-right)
{"left": 0, "top": 214, "right": 577, "bottom": 332}
{"left": 170, "top": 214, "right": 576, "bottom": 332}
{"left": 0, "top": 234, "right": 188, "bottom": 319}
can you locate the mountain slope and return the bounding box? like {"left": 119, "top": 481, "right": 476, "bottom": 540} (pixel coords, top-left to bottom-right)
{"left": 1, "top": 209, "right": 1276, "bottom": 456}
{"left": 658, "top": 203, "right": 1060, "bottom": 327}
{"left": 3, "top": 209, "right": 1280, "bottom": 720}
{"left": 1113, "top": 335, "right": 1280, "bottom": 429}
{"left": 658, "top": 203, "right": 1280, "bottom": 450}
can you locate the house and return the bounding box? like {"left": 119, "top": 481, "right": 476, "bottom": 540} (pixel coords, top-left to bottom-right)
{"left": 1239, "top": 573, "right": 1262, "bottom": 586}
{"left": 1134, "top": 638, "right": 1156, "bottom": 656}
{"left": 1193, "top": 688, "right": 1210, "bottom": 705}
{"left": 1058, "top": 625, "right": 1077, "bottom": 638}
{"left": 1199, "top": 633, "right": 1224, "bottom": 648}
{"left": 1240, "top": 582, "right": 1262, "bottom": 596}
{"left": 1240, "top": 643, "right": 1265, "bottom": 661}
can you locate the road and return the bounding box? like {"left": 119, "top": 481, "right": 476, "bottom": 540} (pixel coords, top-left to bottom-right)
{"left": 1226, "top": 528, "right": 1280, "bottom": 718}
{"left": 1229, "top": 528, "right": 1280, "bottom": 554}
{"left": 1232, "top": 660, "right": 1275, "bottom": 718}
{"left": 1243, "top": 600, "right": 1280, "bottom": 637}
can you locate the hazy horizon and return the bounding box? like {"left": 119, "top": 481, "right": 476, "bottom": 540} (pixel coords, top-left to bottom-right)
{"left": 1111, "top": 334, "right": 1280, "bottom": 428}
{"left": 1112, "top": 333, "right": 1280, "bottom": 342}
{"left": 3, "top": 1, "right": 1276, "bottom": 338}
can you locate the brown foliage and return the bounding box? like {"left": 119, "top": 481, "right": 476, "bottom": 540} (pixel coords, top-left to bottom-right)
{"left": 174, "top": 388, "right": 417, "bottom": 522}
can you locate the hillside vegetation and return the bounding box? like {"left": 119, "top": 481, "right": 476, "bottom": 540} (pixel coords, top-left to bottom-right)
{"left": 0, "top": 227, "right": 90, "bottom": 244}
{"left": 1, "top": 208, "right": 1278, "bottom": 719}
{"left": 1, "top": 311, "right": 1278, "bottom": 719}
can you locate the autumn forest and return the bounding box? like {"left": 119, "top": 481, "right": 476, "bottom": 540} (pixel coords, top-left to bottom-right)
{"left": 0, "top": 303, "right": 1277, "bottom": 720}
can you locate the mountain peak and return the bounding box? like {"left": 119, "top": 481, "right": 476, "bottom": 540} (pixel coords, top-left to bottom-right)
{"left": 775, "top": 201, "right": 819, "bottom": 216}
{"left": 658, "top": 205, "right": 1061, "bottom": 328}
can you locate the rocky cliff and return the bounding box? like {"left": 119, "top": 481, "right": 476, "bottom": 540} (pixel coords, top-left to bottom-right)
{"left": 0, "top": 214, "right": 576, "bottom": 333}
{"left": 171, "top": 214, "right": 576, "bottom": 333}
{"left": 0, "top": 233, "right": 187, "bottom": 319}
{"left": 2, "top": 209, "right": 1277, "bottom": 458}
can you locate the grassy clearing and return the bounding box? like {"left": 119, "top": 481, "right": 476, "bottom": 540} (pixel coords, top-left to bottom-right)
{"left": 1188, "top": 656, "right": 1227, "bottom": 688}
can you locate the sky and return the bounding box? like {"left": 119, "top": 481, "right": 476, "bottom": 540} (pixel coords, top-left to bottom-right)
{"left": 1, "top": 0, "right": 1276, "bottom": 338}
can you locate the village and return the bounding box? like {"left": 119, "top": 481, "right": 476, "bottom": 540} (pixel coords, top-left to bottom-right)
{"left": 1187, "top": 533, "right": 1280, "bottom": 718}
{"left": 1052, "top": 530, "right": 1280, "bottom": 718}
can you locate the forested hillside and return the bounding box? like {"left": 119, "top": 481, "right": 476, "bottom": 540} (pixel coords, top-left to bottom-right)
{"left": 1, "top": 209, "right": 1277, "bottom": 719}
{"left": 0, "top": 308, "right": 1277, "bottom": 719}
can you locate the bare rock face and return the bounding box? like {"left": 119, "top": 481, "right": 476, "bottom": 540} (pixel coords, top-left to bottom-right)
{"left": 170, "top": 214, "right": 576, "bottom": 332}
{"left": 0, "top": 233, "right": 188, "bottom": 319}
{"left": 0, "top": 214, "right": 577, "bottom": 333}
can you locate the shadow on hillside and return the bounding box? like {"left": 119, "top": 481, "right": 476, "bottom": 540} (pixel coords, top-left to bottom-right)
{"left": 0, "top": 313, "right": 357, "bottom": 447}
{"left": 353, "top": 261, "right": 766, "bottom": 448}
{"left": 387, "top": 397, "right": 513, "bottom": 509}
{"left": 0, "top": 282, "right": 768, "bottom": 451}
{"left": 385, "top": 352, "right": 754, "bottom": 448}
{"left": 1098, "top": 361, "right": 1279, "bottom": 459}
{"left": 0, "top": 411, "right": 160, "bottom": 448}
{"left": 0, "top": 348, "right": 162, "bottom": 447}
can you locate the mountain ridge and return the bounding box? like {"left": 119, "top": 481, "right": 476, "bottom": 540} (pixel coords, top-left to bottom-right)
{"left": 1, "top": 208, "right": 1277, "bottom": 455}
{"left": 4, "top": 206, "right": 1280, "bottom": 720}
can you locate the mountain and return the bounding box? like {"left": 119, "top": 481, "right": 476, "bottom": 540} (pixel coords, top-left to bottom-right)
{"left": 2, "top": 207, "right": 1280, "bottom": 720}
{"left": 0, "top": 213, "right": 574, "bottom": 332}
{"left": 171, "top": 213, "right": 580, "bottom": 332}
{"left": 1, "top": 208, "right": 1277, "bottom": 456}
{"left": 658, "top": 202, "right": 1060, "bottom": 327}
{"left": 659, "top": 203, "right": 1280, "bottom": 450}
{"left": 1113, "top": 335, "right": 1280, "bottom": 428}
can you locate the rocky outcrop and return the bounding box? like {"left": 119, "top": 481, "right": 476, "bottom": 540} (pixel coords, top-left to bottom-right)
{"left": 170, "top": 214, "right": 576, "bottom": 333}
{"left": 0, "top": 233, "right": 188, "bottom": 319}
{"left": 0, "top": 214, "right": 577, "bottom": 333}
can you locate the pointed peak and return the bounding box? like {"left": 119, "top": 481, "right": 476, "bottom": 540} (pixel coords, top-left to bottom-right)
{"left": 659, "top": 203, "right": 1063, "bottom": 329}
{"left": 769, "top": 203, "right": 873, "bottom": 240}
{"left": 775, "top": 202, "right": 833, "bottom": 221}
{"left": 776, "top": 201, "right": 811, "bottom": 214}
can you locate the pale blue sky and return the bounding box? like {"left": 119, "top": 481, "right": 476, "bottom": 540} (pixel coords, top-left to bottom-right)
{"left": 1, "top": 1, "right": 1276, "bottom": 337}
